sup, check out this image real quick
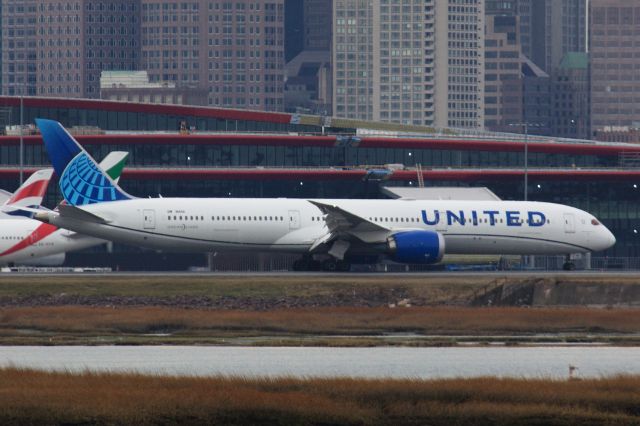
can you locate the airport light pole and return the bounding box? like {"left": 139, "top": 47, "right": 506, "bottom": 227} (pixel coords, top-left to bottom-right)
{"left": 19, "top": 91, "right": 24, "bottom": 185}
{"left": 509, "top": 122, "right": 542, "bottom": 201}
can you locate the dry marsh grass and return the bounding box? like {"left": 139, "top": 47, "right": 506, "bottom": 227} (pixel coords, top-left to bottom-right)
{"left": 2, "top": 306, "right": 640, "bottom": 336}
{"left": 1, "top": 274, "right": 636, "bottom": 299}
{"left": 0, "top": 275, "right": 491, "bottom": 299}
{"left": 0, "top": 368, "right": 638, "bottom": 425}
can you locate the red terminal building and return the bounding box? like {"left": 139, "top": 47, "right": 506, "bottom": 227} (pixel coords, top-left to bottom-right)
{"left": 0, "top": 97, "right": 638, "bottom": 267}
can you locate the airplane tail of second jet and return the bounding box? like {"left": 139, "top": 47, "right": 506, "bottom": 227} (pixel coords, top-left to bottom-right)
{"left": 1, "top": 168, "right": 54, "bottom": 218}
{"left": 35, "top": 118, "right": 134, "bottom": 206}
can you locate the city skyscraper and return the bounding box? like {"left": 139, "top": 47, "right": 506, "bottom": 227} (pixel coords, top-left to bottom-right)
{"left": 532, "top": 0, "right": 588, "bottom": 73}
{"left": 484, "top": 14, "right": 523, "bottom": 133}
{"left": 1, "top": 0, "right": 285, "bottom": 112}
{"left": 37, "top": 1, "right": 140, "bottom": 99}
{"left": 551, "top": 52, "right": 590, "bottom": 139}
{"left": 303, "top": 0, "right": 331, "bottom": 51}
{"left": 1, "top": 1, "right": 37, "bottom": 96}
{"left": 141, "top": 0, "right": 285, "bottom": 111}
{"left": 332, "top": 0, "right": 484, "bottom": 129}
{"left": 590, "top": 0, "right": 640, "bottom": 134}
{"left": 486, "top": 0, "right": 587, "bottom": 74}
{"left": 2, "top": 0, "right": 140, "bottom": 98}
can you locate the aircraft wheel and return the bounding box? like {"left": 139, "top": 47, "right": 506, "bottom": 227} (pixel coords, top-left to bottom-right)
{"left": 562, "top": 261, "right": 576, "bottom": 271}
{"left": 337, "top": 260, "right": 351, "bottom": 272}
{"left": 322, "top": 259, "right": 338, "bottom": 272}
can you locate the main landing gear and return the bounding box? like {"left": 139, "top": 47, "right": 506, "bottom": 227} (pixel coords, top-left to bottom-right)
{"left": 321, "top": 258, "right": 351, "bottom": 272}
{"left": 292, "top": 256, "right": 351, "bottom": 272}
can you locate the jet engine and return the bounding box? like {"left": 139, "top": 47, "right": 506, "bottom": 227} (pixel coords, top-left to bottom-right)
{"left": 386, "top": 230, "right": 445, "bottom": 264}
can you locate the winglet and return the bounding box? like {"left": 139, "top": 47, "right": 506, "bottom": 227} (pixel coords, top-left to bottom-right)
{"left": 36, "top": 119, "right": 133, "bottom": 206}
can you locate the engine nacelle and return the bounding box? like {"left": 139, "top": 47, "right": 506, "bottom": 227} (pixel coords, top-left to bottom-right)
{"left": 386, "top": 230, "right": 445, "bottom": 264}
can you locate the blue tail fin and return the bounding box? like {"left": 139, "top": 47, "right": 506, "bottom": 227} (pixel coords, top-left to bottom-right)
{"left": 36, "top": 119, "right": 133, "bottom": 206}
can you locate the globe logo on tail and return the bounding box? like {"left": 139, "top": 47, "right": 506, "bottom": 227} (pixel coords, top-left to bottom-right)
{"left": 60, "top": 153, "right": 130, "bottom": 205}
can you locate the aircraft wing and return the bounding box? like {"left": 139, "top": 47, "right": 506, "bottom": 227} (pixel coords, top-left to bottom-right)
{"left": 308, "top": 200, "right": 389, "bottom": 234}
{"left": 308, "top": 200, "right": 391, "bottom": 249}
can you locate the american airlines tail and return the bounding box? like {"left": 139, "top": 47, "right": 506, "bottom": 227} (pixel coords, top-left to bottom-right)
{"left": 36, "top": 118, "right": 133, "bottom": 205}
{"left": 0, "top": 169, "right": 54, "bottom": 218}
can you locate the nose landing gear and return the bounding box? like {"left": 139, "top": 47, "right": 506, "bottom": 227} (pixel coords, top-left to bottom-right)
{"left": 563, "top": 255, "right": 576, "bottom": 271}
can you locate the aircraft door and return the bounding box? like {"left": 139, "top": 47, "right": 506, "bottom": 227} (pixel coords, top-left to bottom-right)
{"left": 288, "top": 210, "right": 300, "bottom": 230}
{"left": 563, "top": 213, "right": 575, "bottom": 234}
{"left": 143, "top": 209, "right": 156, "bottom": 230}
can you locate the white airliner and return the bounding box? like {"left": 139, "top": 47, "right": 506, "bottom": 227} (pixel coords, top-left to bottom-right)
{"left": 32, "top": 119, "right": 615, "bottom": 271}
{"left": 0, "top": 151, "right": 128, "bottom": 266}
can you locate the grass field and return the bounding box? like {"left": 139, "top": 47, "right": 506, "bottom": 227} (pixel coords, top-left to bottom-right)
{"left": 0, "top": 368, "right": 638, "bottom": 425}
{"left": 1, "top": 306, "right": 639, "bottom": 346}
{"left": 0, "top": 274, "right": 639, "bottom": 346}
{"left": 0, "top": 273, "right": 637, "bottom": 302}
{"left": 0, "top": 275, "right": 494, "bottom": 300}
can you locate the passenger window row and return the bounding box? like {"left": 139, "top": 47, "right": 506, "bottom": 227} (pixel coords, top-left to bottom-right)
{"left": 369, "top": 217, "right": 421, "bottom": 223}
{"left": 167, "top": 215, "right": 285, "bottom": 222}
{"left": 365, "top": 217, "right": 551, "bottom": 225}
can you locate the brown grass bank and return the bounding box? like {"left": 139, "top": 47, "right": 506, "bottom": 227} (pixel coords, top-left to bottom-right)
{"left": 1, "top": 306, "right": 639, "bottom": 343}
{"left": 0, "top": 368, "right": 638, "bottom": 425}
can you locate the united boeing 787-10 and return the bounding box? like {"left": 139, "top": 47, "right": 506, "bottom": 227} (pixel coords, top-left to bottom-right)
{"left": 32, "top": 119, "right": 615, "bottom": 271}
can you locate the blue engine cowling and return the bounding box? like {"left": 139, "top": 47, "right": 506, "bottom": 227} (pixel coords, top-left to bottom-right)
{"left": 386, "top": 231, "right": 445, "bottom": 264}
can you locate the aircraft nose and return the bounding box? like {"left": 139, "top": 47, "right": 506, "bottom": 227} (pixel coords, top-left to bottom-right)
{"left": 606, "top": 228, "right": 616, "bottom": 248}
{"left": 596, "top": 227, "right": 616, "bottom": 251}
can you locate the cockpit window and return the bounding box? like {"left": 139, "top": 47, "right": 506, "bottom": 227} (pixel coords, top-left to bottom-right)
{"left": 591, "top": 219, "right": 600, "bottom": 226}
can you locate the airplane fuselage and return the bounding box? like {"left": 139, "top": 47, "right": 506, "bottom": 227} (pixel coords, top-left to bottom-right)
{"left": 42, "top": 198, "right": 616, "bottom": 257}
{"left": 0, "top": 219, "right": 104, "bottom": 266}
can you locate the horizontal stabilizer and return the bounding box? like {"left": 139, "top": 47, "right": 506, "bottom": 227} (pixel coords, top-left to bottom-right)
{"left": 57, "top": 204, "right": 107, "bottom": 224}
{"left": 0, "top": 190, "right": 12, "bottom": 205}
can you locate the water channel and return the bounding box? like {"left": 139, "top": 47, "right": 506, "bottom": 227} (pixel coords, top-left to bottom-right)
{"left": 1, "top": 346, "right": 639, "bottom": 379}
